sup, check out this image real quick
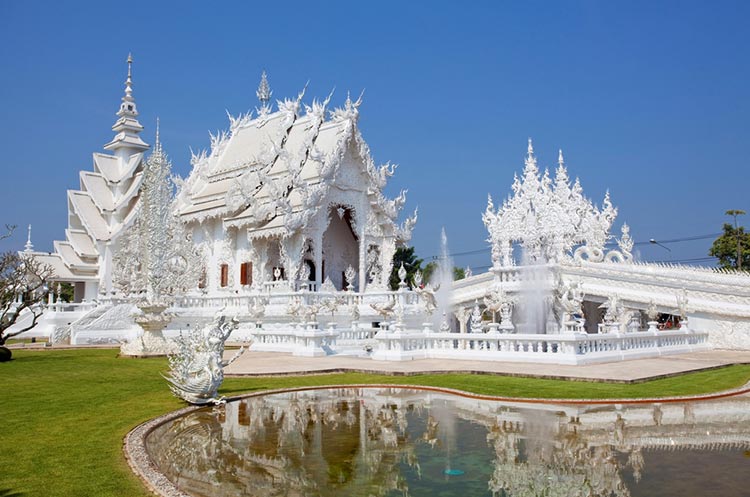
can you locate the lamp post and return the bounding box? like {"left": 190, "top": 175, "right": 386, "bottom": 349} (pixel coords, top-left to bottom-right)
{"left": 649, "top": 239, "right": 672, "bottom": 260}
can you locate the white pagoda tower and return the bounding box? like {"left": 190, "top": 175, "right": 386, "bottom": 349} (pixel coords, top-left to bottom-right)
{"left": 37, "top": 54, "right": 149, "bottom": 301}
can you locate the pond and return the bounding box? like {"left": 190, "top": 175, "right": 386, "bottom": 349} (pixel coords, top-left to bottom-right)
{"left": 145, "top": 387, "right": 750, "bottom": 497}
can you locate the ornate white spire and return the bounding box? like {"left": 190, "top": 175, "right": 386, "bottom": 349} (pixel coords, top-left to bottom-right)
{"left": 24, "top": 224, "right": 33, "bottom": 252}
{"left": 558, "top": 149, "right": 564, "bottom": 167}
{"left": 256, "top": 71, "right": 272, "bottom": 111}
{"left": 120, "top": 53, "right": 137, "bottom": 117}
{"left": 523, "top": 137, "right": 538, "bottom": 174}
{"left": 104, "top": 53, "right": 149, "bottom": 154}
{"left": 154, "top": 117, "right": 161, "bottom": 154}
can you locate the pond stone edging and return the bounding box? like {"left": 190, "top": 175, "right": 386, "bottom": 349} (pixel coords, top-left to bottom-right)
{"left": 124, "top": 381, "right": 750, "bottom": 497}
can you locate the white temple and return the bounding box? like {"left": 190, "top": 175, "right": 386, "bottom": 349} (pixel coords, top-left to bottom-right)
{"left": 174, "top": 74, "right": 416, "bottom": 294}
{"left": 13, "top": 56, "right": 750, "bottom": 360}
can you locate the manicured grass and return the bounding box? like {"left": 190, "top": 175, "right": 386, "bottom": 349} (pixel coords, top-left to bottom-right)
{"left": 2, "top": 348, "right": 749, "bottom": 497}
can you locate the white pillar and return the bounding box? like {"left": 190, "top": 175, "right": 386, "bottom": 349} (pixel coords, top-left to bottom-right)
{"left": 358, "top": 223, "right": 366, "bottom": 293}
{"left": 314, "top": 231, "right": 323, "bottom": 290}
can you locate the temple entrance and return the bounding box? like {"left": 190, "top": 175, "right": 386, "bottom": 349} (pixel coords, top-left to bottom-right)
{"left": 321, "top": 205, "right": 359, "bottom": 290}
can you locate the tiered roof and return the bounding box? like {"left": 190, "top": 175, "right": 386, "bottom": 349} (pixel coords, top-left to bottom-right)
{"left": 176, "top": 81, "right": 416, "bottom": 242}
{"left": 43, "top": 54, "right": 149, "bottom": 283}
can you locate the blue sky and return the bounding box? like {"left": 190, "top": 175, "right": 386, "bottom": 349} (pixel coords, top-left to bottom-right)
{"left": 1, "top": 1, "right": 748, "bottom": 271}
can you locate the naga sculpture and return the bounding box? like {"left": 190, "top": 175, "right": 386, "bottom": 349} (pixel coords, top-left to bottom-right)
{"left": 164, "top": 312, "right": 246, "bottom": 405}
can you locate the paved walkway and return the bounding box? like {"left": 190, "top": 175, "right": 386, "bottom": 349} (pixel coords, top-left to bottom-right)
{"left": 225, "top": 349, "right": 750, "bottom": 383}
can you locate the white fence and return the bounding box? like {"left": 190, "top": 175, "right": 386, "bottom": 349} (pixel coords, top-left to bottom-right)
{"left": 241, "top": 320, "right": 709, "bottom": 365}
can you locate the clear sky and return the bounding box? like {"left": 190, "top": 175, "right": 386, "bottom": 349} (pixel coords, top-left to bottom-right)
{"left": 0, "top": 1, "right": 748, "bottom": 271}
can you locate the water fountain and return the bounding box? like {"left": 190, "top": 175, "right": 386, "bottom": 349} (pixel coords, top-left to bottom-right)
{"left": 433, "top": 228, "right": 455, "bottom": 332}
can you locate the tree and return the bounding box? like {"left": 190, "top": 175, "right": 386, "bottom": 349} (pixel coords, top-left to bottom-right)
{"left": 725, "top": 210, "right": 746, "bottom": 270}
{"left": 425, "top": 264, "right": 466, "bottom": 284}
{"left": 709, "top": 222, "right": 750, "bottom": 270}
{"left": 0, "top": 228, "right": 55, "bottom": 349}
{"left": 389, "top": 247, "right": 468, "bottom": 289}
{"left": 389, "top": 246, "right": 424, "bottom": 290}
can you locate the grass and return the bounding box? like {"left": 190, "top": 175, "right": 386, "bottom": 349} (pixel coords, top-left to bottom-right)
{"left": 2, "top": 348, "right": 749, "bottom": 497}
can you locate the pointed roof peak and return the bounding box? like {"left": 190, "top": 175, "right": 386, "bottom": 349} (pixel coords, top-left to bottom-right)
{"left": 257, "top": 70, "right": 272, "bottom": 106}
{"left": 527, "top": 137, "right": 534, "bottom": 157}
{"left": 104, "top": 53, "right": 149, "bottom": 154}
{"left": 123, "top": 53, "right": 134, "bottom": 105}
{"left": 558, "top": 149, "right": 565, "bottom": 167}
{"left": 24, "top": 224, "right": 33, "bottom": 252}
{"left": 154, "top": 117, "right": 162, "bottom": 153}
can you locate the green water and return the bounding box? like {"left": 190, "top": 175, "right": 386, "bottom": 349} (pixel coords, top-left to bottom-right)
{"left": 146, "top": 388, "right": 750, "bottom": 497}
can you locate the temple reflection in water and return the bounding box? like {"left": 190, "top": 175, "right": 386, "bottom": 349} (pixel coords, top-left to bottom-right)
{"left": 146, "top": 388, "right": 750, "bottom": 497}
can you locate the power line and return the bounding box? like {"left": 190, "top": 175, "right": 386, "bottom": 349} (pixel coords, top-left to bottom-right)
{"left": 633, "top": 233, "right": 721, "bottom": 245}
{"left": 428, "top": 233, "right": 722, "bottom": 260}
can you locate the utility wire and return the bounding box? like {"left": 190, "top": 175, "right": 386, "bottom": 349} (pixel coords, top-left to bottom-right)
{"left": 429, "top": 232, "right": 722, "bottom": 260}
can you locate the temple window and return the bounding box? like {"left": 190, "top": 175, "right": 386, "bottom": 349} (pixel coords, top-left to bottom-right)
{"left": 240, "top": 262, "right": 253, "bottom": 286}
{"left": 220, "top": 264, "right": 229, "bottom": 287}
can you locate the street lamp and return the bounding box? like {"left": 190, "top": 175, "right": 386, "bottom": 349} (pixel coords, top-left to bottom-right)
{"left": 649, "top": 239, "right": 672, "bottom": 260}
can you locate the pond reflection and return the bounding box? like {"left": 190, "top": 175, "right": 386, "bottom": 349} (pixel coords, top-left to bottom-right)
{"left": 146, "top": 388, "right": 750, "bottom": 497}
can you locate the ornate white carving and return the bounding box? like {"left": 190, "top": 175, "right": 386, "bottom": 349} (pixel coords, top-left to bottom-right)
{"left": 165, "top": 312, "right": 244, "bottom": 405}
{"left": 484, "top": 140, "right": 625, "bottom": 266}
{"left": 344, "top": 265, "right": 357, "bottom": 291}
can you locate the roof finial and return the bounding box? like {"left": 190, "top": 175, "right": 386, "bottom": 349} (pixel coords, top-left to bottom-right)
{"left": 124, "top": 53, "right": 134, "bottom": 101}
{"left": 256, "top": 70, "right": 272, "bottom": 106}
{"left": 527, "top": 137, "right": 534, "bottom": 157}
{"left": 104, "top": 53, "right": 148, "bottom": 153}
{"left": 24, "top": 224, "right": 33, "bottom": 252}
{"left": 154, "top": 117, "right": 161, "bottom": 153}
{"left": 558, "top": 149, "right": 564, "bottom": 167}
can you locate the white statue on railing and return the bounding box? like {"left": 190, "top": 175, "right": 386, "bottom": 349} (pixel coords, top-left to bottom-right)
{"left": 413, "top": 270, "right": 439, "bottom": 315}
{"left": 600, "top": 295, "right": 623, "bottom": 333}
{"left": 165, "top": 312, "right": 245, "bottom": 405}
{"left": 556, "top": 280, "right": 585, "bottom": 333}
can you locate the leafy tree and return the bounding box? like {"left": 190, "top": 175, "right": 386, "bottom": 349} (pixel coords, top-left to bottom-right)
{"left": 709, "top": 222, "right": 750, "bottom": 270}
{"left": 452, "top": 266, "right": 466, "bottom": 281}
{"left": 0, "top": 226, "right": 55, "bottom": 351}
{"left": 422, "top": 261, "right": 437, "bottom": 284}
{"left": 389, "top": 246, "right": 424, "bottom": 290}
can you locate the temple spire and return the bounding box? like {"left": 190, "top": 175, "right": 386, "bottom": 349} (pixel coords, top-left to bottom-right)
{"left": 154, "top": 117, "right": 161, "bottom": 153}
{"left": 524, "top": 137, "right": 537, "bottom": 173}
{"left": 24, "top": 224, "right": 33, "bottom": 252}
{"left": 256, "top": 71, "right": 272, "bottom": 107}
{"left": 119, "top": 53, "right": 137, "bottom": 118}
{"left": 558, "top": 149, "right": 565, "bottom": 167}
{"left": 104, "top": 53, "right": 149, "bottom": 155}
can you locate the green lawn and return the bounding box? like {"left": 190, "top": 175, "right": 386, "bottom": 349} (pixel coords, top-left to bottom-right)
{"left": 2, "top": 348, "right": 749, "bottom": 497}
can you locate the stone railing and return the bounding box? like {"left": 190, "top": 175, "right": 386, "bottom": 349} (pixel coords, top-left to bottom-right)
{"left": 173, "top": 288, "right": 421, "bottom": 313}
{"left": 248, "top": 323, "right": 338, "bottom": 357}
{"left": 44, "top": 301, "right": 99, "bottom": 314}
{"left": 242, "top": 319, "right": 708, "bottom": 364}
{"left": 420, "top": 329, "right": 709, "bottom": 365}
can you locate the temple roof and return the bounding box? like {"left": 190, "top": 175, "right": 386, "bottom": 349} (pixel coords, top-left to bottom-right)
{"left": 176, "top": 89, "right": 416, "bottom": 242}
{"left": 65, "top": 229, "right": 98, "bottom": 259}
